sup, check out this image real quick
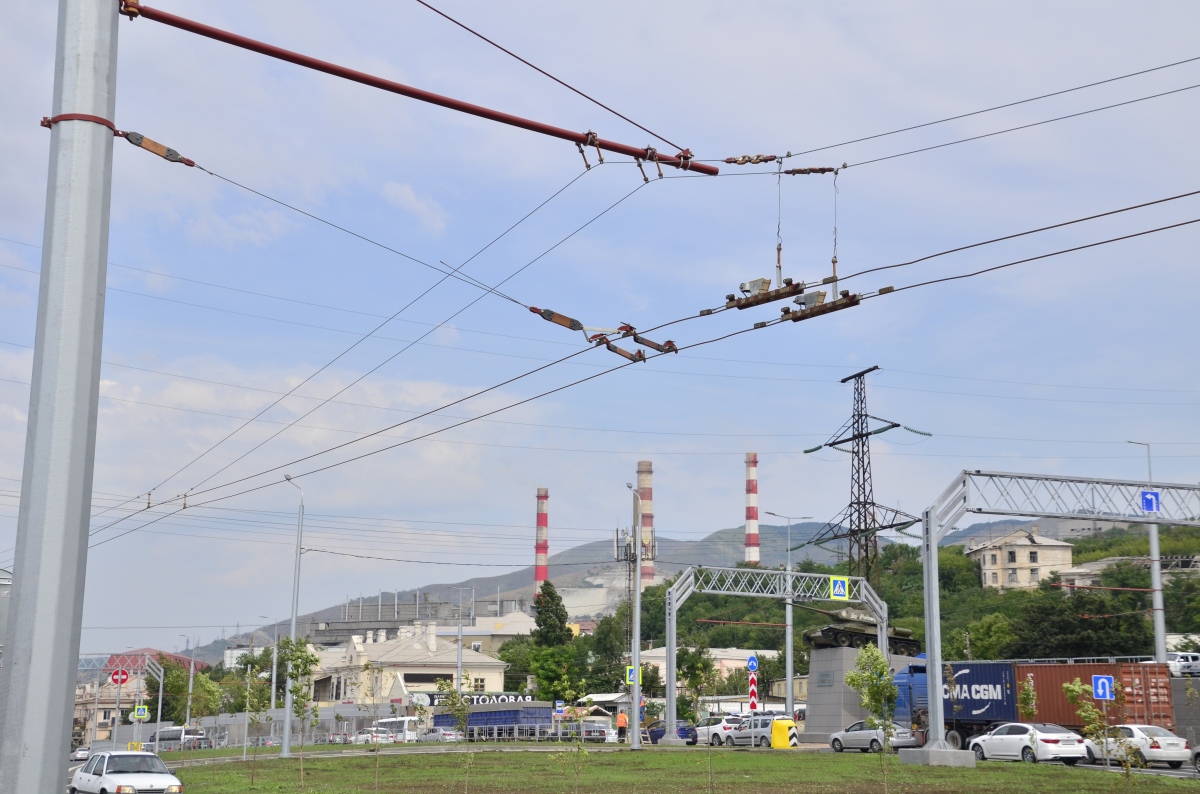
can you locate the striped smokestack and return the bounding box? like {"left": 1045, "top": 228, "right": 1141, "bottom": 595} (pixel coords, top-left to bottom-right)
{"left": 637, "top": 461, "right": 655, "bottom": 587}
{"left": 745, "top": 453, "right": 760, "bottom": 565}
{"left": 535, "top": 487, "right": 549, "bottom": 588}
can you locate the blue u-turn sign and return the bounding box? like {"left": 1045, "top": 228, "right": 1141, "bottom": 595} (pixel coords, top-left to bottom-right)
{"left": 1092, "top": 674, "right": 1115, "bottom": 701}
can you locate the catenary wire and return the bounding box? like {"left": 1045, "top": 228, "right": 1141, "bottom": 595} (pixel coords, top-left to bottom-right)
{"left": 778, "top": 53, "right": 1200, "bottom": 159}
{"left": 412, "top": 0, "right": 682, "bottom": 151}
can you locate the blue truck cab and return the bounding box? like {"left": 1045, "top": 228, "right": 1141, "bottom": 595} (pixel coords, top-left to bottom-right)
{"left": 893, "top": 657, "right": 1019, "bottom": 749}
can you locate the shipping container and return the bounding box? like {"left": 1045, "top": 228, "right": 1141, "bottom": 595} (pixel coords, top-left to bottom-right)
{"left": 1118, "top": 663, "right": 1173, "bottom": 730}
{"left": 1016, "top": 663, "right": 1121, "bottom": 729}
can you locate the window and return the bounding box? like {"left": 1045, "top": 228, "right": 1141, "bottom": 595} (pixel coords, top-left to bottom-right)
{"left": 82, "top": 756, "right": 102, "bottom": 775}
{"left": 473, "top": 678, "right": 486, "bottom": 692}
{"left": 991, "top": 572, "right": 998, "bottom": 584}
{"left": 1029, "top": 568, "right": 1039, "bottom": 579}
{"left": 471, "top": 642, "right": 482, "bottom": 653}
{"left": 1007, "top": 551, "right": 1017, "bottom": 563}
{"left": 1008, "top": 568, "right": 1018, "bottom": 583}
{"left": 990, "top": 554, "right": 997, "bottom": 565}
{"left": 1028, "top": 551, "right": 1039, "bottom": 563}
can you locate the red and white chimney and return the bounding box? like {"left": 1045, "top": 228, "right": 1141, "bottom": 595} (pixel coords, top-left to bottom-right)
{"left": 637, "top": 461, "right": 655, "bottom": 587}
{"left": 535, "top": 487, "right": 549, "bottom": 588}
{"left": 745, "top": 453, "right": 760, "bottom": 565}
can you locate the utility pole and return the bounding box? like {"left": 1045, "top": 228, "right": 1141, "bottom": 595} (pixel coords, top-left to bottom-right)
{"left": 0, "top": 2, "right": 119, "bottom": 789}
{"left": 1128, "top": 440, "right": 1167, "bottom": 663}
{"left": 627, "top": 484, "right": 643, "bottom": 751}
{"left": 453, "top": 587, "right": 471, "bottom": 693}
{"left": 766, "top": 511, "right": 811, "bottom": 722}
{"left": 282, "top": 475, "right": 305, "bottom": 757}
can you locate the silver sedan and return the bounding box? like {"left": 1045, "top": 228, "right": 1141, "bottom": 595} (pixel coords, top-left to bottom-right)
{"left": 830, "top": 721, "right": 918, "bottom": 753}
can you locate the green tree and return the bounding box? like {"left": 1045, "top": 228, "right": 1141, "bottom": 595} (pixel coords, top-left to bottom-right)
{"left": 845, "top": 644, "right": 899, "bottom": 792}
{"left": 529, "top": 644, "right": 586, "bottom": 703}
{"left": 143, "top": 655, "right": 221, "bottom": 726}
{"left": 497, "top": 636, "right": 534, "bottom": 692}
{"left": 1017, "top": 673, "right": 1038, "bottom": 721}
{"left": 532, "top": 581, "right": 574, "bottom": 647}
{"left": 278, "top": 636, "right": 320, "bottom": 790}
{"left": 587, "top": 606, "right": 629, "bottom": 692}
{"left": 965, "top": 613, "right": 1016, "bottom": 660}
{"left": 1004, "top": 589, "right": 1152, "bottom": 658}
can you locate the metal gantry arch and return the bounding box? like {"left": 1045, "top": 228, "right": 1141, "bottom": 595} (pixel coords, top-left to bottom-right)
{"left": 663, "top": 566, "right": 889, "bottom": 739}
{"left": 919, "top": 470, "right": 1200, "bottom": 757}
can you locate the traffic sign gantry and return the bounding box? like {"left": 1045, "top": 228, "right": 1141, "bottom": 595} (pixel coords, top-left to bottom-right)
{"left": 1092, "top": 675, "right": 1116, "bottom": 701}
{"left": 111, "top": 669, "right": 129, "bottom": 686}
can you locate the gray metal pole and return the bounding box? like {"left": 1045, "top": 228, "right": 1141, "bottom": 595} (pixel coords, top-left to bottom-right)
{"left": 243, "top": 663, "right": 251, "bottom": 761}
{"left": 0, "top": 1, "right": 119, "bottom": 789}
{"left": 155, "top": 669, "right": 163, "bottom": 750}
{"left": 628, "top": 484, "right": 643, "bottom": 750}
{"left": 785, "top": 516, "right": 794, "bottom": 721}
{"left": 456, "top": 621, "right": 464, "bottom": 693}
{"left": 113, "top": 673, "right": 123, "bottom": 750}
{"left": 922, "top": 508, "right": 948, "bottom": 749}
{"left": 270, "top": 630, "right": 278, "bottom": 711}
{"left": 183, "top": 653, "right": 195, "bottom": 731}
{"left": 1128, "top": 442, "right": 1168, "bottom": 663}
{"left": 282, "top": 476, "right": 305, "bottom": 757}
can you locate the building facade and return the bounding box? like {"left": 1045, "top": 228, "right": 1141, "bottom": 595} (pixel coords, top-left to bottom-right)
{"left": 966, "top": 527, "right": 1072, "bottom": 591}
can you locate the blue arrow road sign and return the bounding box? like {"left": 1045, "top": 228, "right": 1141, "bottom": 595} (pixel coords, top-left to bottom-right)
{"left": 747, "top": 654, "right": 759, "bottom": 673}
{"left": 1092, "top": 675, "right": 1115, "bottom": 701}
{"left": 1141, "top": 491, "right": 1161, "bottom": 513}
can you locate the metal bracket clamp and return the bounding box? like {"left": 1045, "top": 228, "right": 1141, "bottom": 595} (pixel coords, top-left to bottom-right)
{"left": 119, "top": 0, "right": 142, "bottom": 18}
{"left": 40, "top": 114, "right": 119, "bottom": 134}
{"left": 644, "top": 146, "right": 664, "bottom": 179}
{"left": 583, "top": 130, "right": 604, "bottom": 163}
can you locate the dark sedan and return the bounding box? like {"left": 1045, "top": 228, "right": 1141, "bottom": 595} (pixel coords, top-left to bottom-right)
{"left": 647, "top": 719, "right": 697, "bottom": 745}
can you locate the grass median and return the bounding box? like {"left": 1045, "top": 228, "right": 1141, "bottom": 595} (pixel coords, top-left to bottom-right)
{"left": 174, "top": 745, "right": 1198, "bottom": 793}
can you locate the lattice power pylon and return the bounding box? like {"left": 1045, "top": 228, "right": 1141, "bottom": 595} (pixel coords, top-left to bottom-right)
{"left": 806, "top": 366, "right": 919, "bottom": 583}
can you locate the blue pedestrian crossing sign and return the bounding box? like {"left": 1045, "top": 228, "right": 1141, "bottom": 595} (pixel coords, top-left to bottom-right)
{"left": 1092, "top": 674, "right": 1116, "bottom": 701}
{"left": 132, "top": 705, "right": 150, "bottom": 722}
{"left": 1140, "top": 491, "right": 1161, "bottom": 513}
{"left": 830, "top": 576, "right": 849, "bottom": 601}
{"left": 625, "top": 665, "right": 642, "bottom": 685}
{"left": 747, "top": 654, "right": 759, "bottom": 673}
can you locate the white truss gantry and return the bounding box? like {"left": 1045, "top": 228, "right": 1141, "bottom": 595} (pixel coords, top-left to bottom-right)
{"left": 663, "top": 566, "right": 888, "bottom": 739}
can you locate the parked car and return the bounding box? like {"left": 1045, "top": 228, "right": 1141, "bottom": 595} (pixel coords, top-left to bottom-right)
{"left": 68, "top": 751, "right": 183, "bottom": 794}
{"left": 830, "top": 721, "right": 918, "bottom": 752}
{"left": 70, "top": 746, "right": 90, "bottom": 762}
{"left": 324, "top": 732, "right": 351, "bottom": 744}
{"left": 253, "top": 736, "right": 280, "bottom": 747}
{"left": 549, "top": 721, "right": 609, "bottom": 742}
{"left": 352, "top": 728, "right": 395, "bottom": 744}
{"left": 1165, "top": 652, "right": 1200, "bottom": 677}
{"left": 968, "top": 722, "right": 1086, "bottom": 764}
{"left": 645, "top": 719, "right": 698, "bottom": 745}
{"left": 729, "top": 714, "right": 790, "bottom": 747}
{"left": 1194, "top": 743, "right": 1200, "bottom": 773}
{"left": 695, "top": 715, "right": 744, "bottom": 746}
{"left": 1082, "top": 724, "right": 1190, "bottom": 768}
{"left": 418, "top": 727, "right": 464, "bottom": 743}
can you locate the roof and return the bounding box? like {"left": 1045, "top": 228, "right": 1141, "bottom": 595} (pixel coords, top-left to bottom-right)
{"left": 966, "top": 530, "right": 1072, "bottom": 552}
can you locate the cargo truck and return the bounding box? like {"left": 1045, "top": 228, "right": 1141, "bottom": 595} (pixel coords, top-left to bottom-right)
{"left": 894, "top": 659, "right": 1019, "bottom": 749}
{"left": 894, "top": 657, "right": 1174, "bottom": 749}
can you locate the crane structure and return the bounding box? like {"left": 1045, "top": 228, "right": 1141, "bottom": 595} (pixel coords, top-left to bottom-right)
{"left": 806, "top": 366, "right": 918, "bottom": 583}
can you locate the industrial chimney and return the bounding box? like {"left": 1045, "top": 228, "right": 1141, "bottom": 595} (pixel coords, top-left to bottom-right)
{"left": 745, "top": 453, "right": 760, "bottom": 565}
{"left": 535, "top": 487, "right": 549, "bottom": 589}
{"left": 637, "top": 461, "right": 655, "bottom": 587}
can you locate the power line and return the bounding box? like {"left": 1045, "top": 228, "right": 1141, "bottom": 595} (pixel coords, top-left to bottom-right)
{"left": 843, "top": 82, "right": 1200, "bottom": 169}
{"left": 779, "top": 53, "right": 1200, "bottom": 159}
{"left": 412, "top": 0, "right": 682, "bottom": 151}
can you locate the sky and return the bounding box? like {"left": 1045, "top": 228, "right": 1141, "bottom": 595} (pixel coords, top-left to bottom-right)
{"left": 1, "top": 0, "right": 1198, "bottom": 655}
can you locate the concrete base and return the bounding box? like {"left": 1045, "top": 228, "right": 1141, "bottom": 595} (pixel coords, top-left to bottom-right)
{"left": 800, "top": 733, "right": 833, "bottom": 746}
{"left": 658, "top": 737, "right": 687, "bottom": 746}
{"left": 897, "top": 748, "right": 976, "bottom": 768}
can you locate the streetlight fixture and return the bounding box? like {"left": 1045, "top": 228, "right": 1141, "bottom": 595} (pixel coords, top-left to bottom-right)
{"left": 259, "top": 616, "right": 280, "bottom": 712}
{"left": 626, "top": 482, "right": 643, "bottom": 751}
{"left": 764, "top": 511, "right": 812, "bottom": 723}
{"left": 281, "top": 475, "right": 305, "bottom": 758}
{"left": 1127, "top": 441, "right": 1167, "bottom": 663}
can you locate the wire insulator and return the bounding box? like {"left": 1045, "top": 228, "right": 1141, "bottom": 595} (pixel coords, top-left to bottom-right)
{"left": 529, "top": 306, "right": 583, "bottom": 332}
{"left": 124, "top": 131, "right": 196, "bottom": 167}
{"left": 120, "top": 0, "right": 141, "bottom": 19}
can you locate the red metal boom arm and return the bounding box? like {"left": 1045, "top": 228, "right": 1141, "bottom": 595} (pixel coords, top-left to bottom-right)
{"left": 122, "top": 1, "right": 718, "bottom": 176}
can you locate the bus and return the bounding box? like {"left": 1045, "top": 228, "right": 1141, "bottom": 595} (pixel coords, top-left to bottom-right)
{"left": 373, "top": 716, "right": 420, "bottom": 743}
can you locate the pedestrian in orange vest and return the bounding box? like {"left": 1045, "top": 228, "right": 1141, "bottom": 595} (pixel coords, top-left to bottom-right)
{"left": 616, "top": 710, "right": 628, "bottom": 742}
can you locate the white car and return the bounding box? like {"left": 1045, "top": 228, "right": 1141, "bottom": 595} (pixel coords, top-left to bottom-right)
{"left": 969, "top": 722, "right": 1086, "bottom": 764}
{"left": 1165, "top": 652, "right": 1200, "bottom": 677}
{"left": 695, "top": 715, "right": 744, "bottom": 746}
{"left": 351, "top": 728, "right": 395, "bottom": 745}
{"left": 1082, "top": 724, "right": 1190, "bottom": 768}
{"left": 68, "top": 751, "right": 182, "bottom": 794}
{"left": 830, "top": 721, "right": 917, "bottom": 753}
{"left": 417, "top": 726, "right": 464, "bottom": 743}
{"left": 70, "top": 746, "right": 90, "bottom": 762}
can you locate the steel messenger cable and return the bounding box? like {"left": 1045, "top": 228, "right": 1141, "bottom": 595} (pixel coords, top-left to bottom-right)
{"left": 70, "top": 212, "right": 1200, "bottom": 555}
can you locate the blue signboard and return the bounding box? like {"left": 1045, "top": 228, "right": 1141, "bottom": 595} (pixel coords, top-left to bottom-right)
{"left": 830, "top": 576, "right": 849, "bottom": 600}
{"left": 747, "top": 654, "right": 759, "bottom": 673}
{"left": 1092, "top": 675, "right": 1115, "bottom": 701}
{"left": 1140, "top": 491, "right": 1161, "bottom": 513}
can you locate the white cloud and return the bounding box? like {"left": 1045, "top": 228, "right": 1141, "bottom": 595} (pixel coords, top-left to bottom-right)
{"left": 380, "top": 182, "right": 448, "bottom": 234}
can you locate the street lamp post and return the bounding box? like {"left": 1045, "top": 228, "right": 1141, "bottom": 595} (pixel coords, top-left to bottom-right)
{"left": 1127, "top": 441, "right": 1167, "bottom": 663}
{"left": 282, "top": 475, "right": 306, "bottom": 758}
{"left": 765, "top": 511, "right": 812, "bottom": 723}
{"left": 627, "top": 483, "right": 643, "bottom": 751}
{"left": 179, "top": 636, "right": 196, "bottom": 739}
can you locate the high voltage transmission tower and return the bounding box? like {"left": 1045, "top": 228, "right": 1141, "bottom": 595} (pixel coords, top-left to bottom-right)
{"left": 805, "top": 366, "right": 922, "bottom": 583}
